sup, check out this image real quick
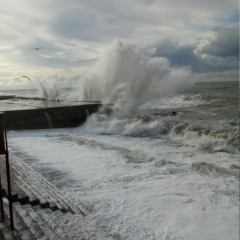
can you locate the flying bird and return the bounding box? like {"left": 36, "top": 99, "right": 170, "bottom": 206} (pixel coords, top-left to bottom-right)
{"left": 32, "top": 47, "right": 42, "bottom": 50}
{"left": 20, "top": 76, "right": 31, "bottom": 81}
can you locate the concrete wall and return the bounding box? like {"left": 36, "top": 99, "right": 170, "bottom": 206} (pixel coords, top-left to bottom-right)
{"left": 3, "top": 104, "right": 101, "bottom": 130}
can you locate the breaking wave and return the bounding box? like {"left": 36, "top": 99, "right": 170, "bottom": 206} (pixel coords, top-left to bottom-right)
{"left": 77, "top": 40, "right": 189, "bottom": 117}
{"left": 169, "top": 123, "right": 239, "bottom": 153}
{"left": 67, "top": 40, "right": 239, "bottom": 155}
{"left": 84, "top": 112, "right": 240, "bottom": 154}
{"left": 191, "top": 162, "right": 239, "bottom": 178}
{"left": 140, "top": 94, "right": 205, "bottom": 109}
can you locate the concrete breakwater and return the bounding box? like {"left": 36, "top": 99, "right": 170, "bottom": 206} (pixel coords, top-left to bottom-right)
{"left": 0, "top": 96, "right": 102, "bottom": 130}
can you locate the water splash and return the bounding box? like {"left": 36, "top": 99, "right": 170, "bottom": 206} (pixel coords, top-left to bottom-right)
{"left": 44, "top": 112, "right": 53, "bottom": 128}
{"left": 38, "top": 82, "right": 60, "bottom": 101}
{"left": 81, "top": 40, "right": 171, "bottom": 117}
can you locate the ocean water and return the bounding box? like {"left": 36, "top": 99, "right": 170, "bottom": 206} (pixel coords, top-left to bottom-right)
{"left": 3, "top": 80, "right": 239, "bottom": 240}
{"left": 1, "top": 42, "right": 239, "bottom": 239}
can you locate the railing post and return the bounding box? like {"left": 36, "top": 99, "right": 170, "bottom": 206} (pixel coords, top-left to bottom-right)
{"left": 0, "top": 112, "right": 14, "bottom": 230}
{"left": 0, "top": 175, "right": 4, "bottom": 222}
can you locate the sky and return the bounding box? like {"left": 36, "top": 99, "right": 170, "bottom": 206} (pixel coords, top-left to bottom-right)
{"left": 0, "top": 0, "right": 239, "bottom": 89}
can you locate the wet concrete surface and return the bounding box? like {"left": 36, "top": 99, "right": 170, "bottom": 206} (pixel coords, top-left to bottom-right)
{"left": 0, "top": 97, "right": 102, "bottom": 130}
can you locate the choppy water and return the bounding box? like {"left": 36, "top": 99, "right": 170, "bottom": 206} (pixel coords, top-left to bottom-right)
{"left": 2, "top": 81, "right": 240, "bottom": 240}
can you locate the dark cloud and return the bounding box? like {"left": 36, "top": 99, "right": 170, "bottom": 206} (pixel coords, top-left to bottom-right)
{"left": 153, "top": 40, "right": 198, "bottom": 67}
{"left": 191, "top": 55, "right": 238, "bottom": 73}
{"left": 153, "top": 26, "right": 239, "bottom": 73}
{"left": 201, "top": 26, "right": 239, "bottom": 58}
{"left": 215, "top": 10, "right": 239, "bottom": 28}
{"left": 0, "top": 0, "right": 239, "bottom": 88}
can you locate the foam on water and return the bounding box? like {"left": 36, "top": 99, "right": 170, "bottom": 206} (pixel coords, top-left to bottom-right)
{"left": 140, "top": 94, "right": 205, "bottom": 109}
{"left": 3, "top": 41, "right": 239, "bottom": 239}
{"left": 83, "top": 112, "right": 239, "bottom": 154}
{"left": 7, "top": 129, "right": 239, "bottom": 240}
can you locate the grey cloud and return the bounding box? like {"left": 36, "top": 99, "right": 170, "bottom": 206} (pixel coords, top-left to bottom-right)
{"left": 191, "top": 55, "right": 239, "bottom": 73}
{"left": 153, "top": 26, "right": 239, "bottom": 73}
{"left": 48, "top": 0, "right": 158, "bottom": 42}
{"left": 52, "top": 12, "right": 120, "bottom": 42}
{"left": 135, "top": 0, "right": 154, "bottom": 5}
{"left": 201, "top": 26, "right": 239, "bottom": 58}
{"left": 0, "top": 0, "right": 239, "bottom": 88}
{"left": 153, "top": 40, "right": 198, "bottom": 67}
{"left": 49, "top": 1, "right": 131, "bottom": 41}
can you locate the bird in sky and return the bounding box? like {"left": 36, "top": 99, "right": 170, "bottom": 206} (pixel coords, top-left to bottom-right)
{"left": 32, "top": 47, "right": 42, "bottom": 50}
{"left": 20, "top": 76, "right": 31, "bottom": 81}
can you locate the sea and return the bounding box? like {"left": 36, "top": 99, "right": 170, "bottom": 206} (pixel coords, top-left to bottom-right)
{"left": 1, "top": 80, "right": 239, "bottom": 240}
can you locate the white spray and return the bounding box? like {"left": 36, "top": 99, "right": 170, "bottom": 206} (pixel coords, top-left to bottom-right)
{"left": 38, "top": 82, "right": 60, "bottom": 101}
{"left": 82, "top": 41, "right": 171, "bottom": 117}
{"left": 19, "top": 76, "right": 60, "bottom": 101}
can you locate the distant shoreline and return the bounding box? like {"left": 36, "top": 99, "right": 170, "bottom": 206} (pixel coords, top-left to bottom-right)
{"left": 0, "top": 80, "right": 239, "bottom": 91}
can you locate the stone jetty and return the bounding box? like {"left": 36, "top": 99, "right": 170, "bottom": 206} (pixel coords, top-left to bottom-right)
{"left": 0, "top": 96, "right": 102, "bottom": 130}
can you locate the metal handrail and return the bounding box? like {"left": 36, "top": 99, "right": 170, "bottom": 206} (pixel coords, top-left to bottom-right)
{"left": 0, "top": 112, "right": 14, "bottom": 230}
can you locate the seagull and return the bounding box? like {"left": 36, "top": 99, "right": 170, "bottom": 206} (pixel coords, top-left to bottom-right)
{"left": 32, "top": 47, "right": 42, "bottom": 50}
{"left": 20, "top": 76, "right": 31, "bottom": 81}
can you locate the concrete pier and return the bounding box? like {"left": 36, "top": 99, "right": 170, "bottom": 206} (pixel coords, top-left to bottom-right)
{"left": 0, "top": 96, "right": 102, "bottom": 130}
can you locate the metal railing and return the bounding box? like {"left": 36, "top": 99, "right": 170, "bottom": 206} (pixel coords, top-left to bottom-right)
{"left": 0, "top": 112, "right": 14, "bottom": 230}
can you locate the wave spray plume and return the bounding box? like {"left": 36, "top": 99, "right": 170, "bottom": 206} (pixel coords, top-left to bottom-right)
{"left": 82, "top": 41, "right": 171, "bottom": 117}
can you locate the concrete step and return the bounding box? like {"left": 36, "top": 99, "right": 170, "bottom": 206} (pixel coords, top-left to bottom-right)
{"left": 10, "top": 154, "right": 88, "bottom": 215}
{"left": 2, "top": 199, "right": 63, "bottom": 239}
{"left": 37, "top": 210, "right": 67, "bottom": 239}
{"left": 13, "top": 202, "right": 46, "bottom": 239}
{"left": 0, "top": 156, "right": 28, "bottom": 201}
{"left": 1, "top": 153, "right": 114, "bottom": 239}
{"left": 0, "top": 222, "right": 21, "bottom": 240}
{"left": 23, "top": 204, "right": 61, "bottom": 240}
{"left": 1, "top": 199, "right": 33, "bottom": 240}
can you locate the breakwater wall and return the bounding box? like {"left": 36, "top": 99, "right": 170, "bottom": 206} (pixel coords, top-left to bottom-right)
{"left": 1, "top": 99, "right": 101, "bottom": 130}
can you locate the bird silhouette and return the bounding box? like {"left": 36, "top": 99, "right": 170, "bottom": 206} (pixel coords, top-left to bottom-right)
{"left": 32, "top": 47, "right": 42, "bottom": 50}
{"left": 20, "top": 76, "right": 31, "bottom": 81}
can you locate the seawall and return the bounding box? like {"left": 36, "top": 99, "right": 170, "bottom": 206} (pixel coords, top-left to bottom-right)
{"left": 0, "top": 97, "right": 102, "bottom": 130}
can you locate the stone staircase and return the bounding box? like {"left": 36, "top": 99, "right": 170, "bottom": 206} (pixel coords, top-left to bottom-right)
{"left": 13, "top": 203, "right": 65, "bottom": 239}
{"left": 0, "top": 154, "right": 114, "bottom": 240}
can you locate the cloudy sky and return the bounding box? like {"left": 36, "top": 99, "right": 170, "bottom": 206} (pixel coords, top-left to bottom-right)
{"left": 0, "top": 0, "right": 239, "bottom": 89}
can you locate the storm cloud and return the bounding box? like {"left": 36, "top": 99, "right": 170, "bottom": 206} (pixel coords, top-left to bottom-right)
{"left": 0, "top": 0, "right": 239, "bottom": 89}
{"left": 201, "top": 26, "right": 239, "bottom": 58}
{"left": 153, "top": 26, "right": 239, "bottom": 73}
